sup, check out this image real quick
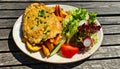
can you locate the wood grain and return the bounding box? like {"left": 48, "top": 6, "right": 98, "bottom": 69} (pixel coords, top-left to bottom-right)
{"left": 1, "top": 25, "right": 120, "bottom": 38}
{"left": 0, "top": 9, "right": 120, "bottom": 18}
{"left": 0, "top": 2, "right": 120, "bottom": 16}
{"left": 0, "top": 16, "right": 120, "bottom": 28}
{"left": 0, "top": 1, "right": 120, "bottom": 69}
{"left": 0, "top": 2, "right": 120, "bottom": 9}
{"left": 1, "top": 34, "right": 120, "bottom": 51}
{"left": 0, "top": 0, "right": 120, "bottom": 2}
{"left": 0, "top": 50, "right": 120, "bottom": 69}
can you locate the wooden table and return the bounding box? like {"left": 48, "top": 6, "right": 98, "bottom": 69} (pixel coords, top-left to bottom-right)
{"left": 0, "top": 0, "right": 120, "bottom": 69}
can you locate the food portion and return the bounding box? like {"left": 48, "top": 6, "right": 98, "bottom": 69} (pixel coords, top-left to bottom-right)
{"left": 22, "top": 3, "right": 62, "bottom": 45}
{"left": 22, "top": 3, "right": 67, "bottom": 56}
{"left": 22, "top": 3, "right": 101, "bottom": 58}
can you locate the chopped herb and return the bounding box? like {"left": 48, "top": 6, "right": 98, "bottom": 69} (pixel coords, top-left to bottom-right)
{"left": 44, "top": 22, "right": 47, "bottom": 24}
{"left": 46, "top": 11, "right": 49, "bottom": 13}
{"left": 50, "top": 12, "right": 53, "bottom": 14}
{"left": 43, "top": 25, "right": 49, "bottom": 34}
{"left": 44, "top": 25, "right": 48, "bottom": 31}
{"left": 44, "top": 16, "right": 46, "bottom": 18}
{"left": 27, "top": 16, "right": 30, "bottom": 19}
{"left": 35, "top": 17, "right": 39, "bottom": 20}
{"left": 39, "top": 19, "right": 43, "bottom": 24}
{"left": 47, "top": 30, "right": 50, "bottom": 32}
{"left": 31, "top": 26, "right": 34, "bottom": 30}
{"left": 34, "top": 5, "right": 38, "bottom": 8}
{"left": 36, "top": 21, "right": 39, "bottom": 26}
{"left": 47, "top": 15, "right": 49, "bottom": 17}
{"left": 42, "top": 37, "right": 47, "bottom": 41}
{"left": 36, "top": 19, "right": 43, "bottom": 26}
{"left": 44, "top": 30, "right": 50, "bottom": 34}
{"left": 38, "top": 10, "right": 45, "bottom": 17}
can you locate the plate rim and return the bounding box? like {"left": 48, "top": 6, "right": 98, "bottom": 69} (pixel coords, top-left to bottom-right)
{"left": 12, "top": 4, "right": 104, "bottom": 64}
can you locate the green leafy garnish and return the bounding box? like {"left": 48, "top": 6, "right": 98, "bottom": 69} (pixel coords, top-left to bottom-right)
{"left": 62, "top": 16, "right": 79, "bottom": 43}
{"left": 38, "top": 10, "right": 45, "bottom": 17}
{"left": 88, "top": 12, "right": 97, "bottom": 24}
{"left": 50, "top": 7, "right": 97, "bottom": 56}
{"left": 70, "top": 8, "right": 88, "bottom": 20}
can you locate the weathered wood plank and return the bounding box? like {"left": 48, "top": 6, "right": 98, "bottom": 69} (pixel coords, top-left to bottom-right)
{"left": 0, "top": 0, "right": 120, "bottom": 2}
{"left": 0, "top": 51, "right": 120, "bottom": 69}
{"left": 0, "top": 10, "right": 23, "bottom": 18}
{"left": 0, "top": 17, "right": 120, "bottom": 28}
{"left": 0, "top": 29, "right": 12, "bottom": 39}
{"left": 79, "top": 59, "right": 120, "bottom": 69}
{"left": 97, "top": 16, "right": 120, "bottom": 25}
{"left": 103, "top": 35, "right": 120, "bottom": 45}
{"left": 0, "top": 19, "right": 16, "bottom": 28}
{"left": 1, "top": 2, "right": 120, "bottom": 9}
{"left": 102, "top": 25, "right": 120, "bottom": 34}
{"left": 0, "top": 2, "right": 120, "bottom": 18}
{"left": 0, "top": 40, "right": 19, "bottom": 52}
{"left": 0, "top": 8, "right": 120, "bottom": 18}
{"left": 1, "top": 24, "right": 120, "bottom": 38}
{"left": 0, "top": 52, "right": 41, "bottom": 66}
{"left": 1, "top": 58, "right": 120, "bottom": 69}
{"left": 90, "top": 46, "right": 120, "bottom": 59}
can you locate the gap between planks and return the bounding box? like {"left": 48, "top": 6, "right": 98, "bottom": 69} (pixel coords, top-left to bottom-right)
{"left": 0, "top": 1, "right": 120, "bottom": 3}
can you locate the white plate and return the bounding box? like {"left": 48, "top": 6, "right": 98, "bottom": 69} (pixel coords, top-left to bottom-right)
{"left": 12, "top": 5, "right": 103, "bottom": 64}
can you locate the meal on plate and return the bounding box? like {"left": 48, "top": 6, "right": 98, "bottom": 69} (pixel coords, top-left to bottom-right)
{"left": 22, "top": 3, "right": 101, "bottom": 58}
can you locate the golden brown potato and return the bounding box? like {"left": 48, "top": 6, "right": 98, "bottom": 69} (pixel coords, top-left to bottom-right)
{"left": 53, "top": 34, "right": 61, "bottom": 45}
{"left": 42, "top": 45, "right": 50, "bottom": 56}
{"left": 49, "top": 38, "right": 54, "bottom": 43}
{"left": 45, "top": 41, "right": 54, "bottom": 52}
{"left": 56, "top": 16, "right": 63, "bottom": 22}
{"left": 26, "top": 41, "right": 41, "bottom": 52}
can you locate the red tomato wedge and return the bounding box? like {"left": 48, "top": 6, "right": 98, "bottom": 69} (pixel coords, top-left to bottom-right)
{"left": 61, "top": 44, "right": 79, "bottom": 58}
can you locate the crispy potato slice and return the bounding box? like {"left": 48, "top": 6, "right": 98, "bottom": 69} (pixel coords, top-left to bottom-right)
{"left": 26, "top": 41, "right": 41, "bottom": 52}
{"left": 60, "top": 10, "right": 68, "bottom": 18}
{"left": 53, "top": 34, "right": 61, "bottom": 45}
{"left": 56, "top": 16, "right": 63, "bottom": 22}
{"left": 45, "top": 41, "right": 54, "bottom": 52}
{"left": 42, "top": 45, "right": 50, "bottom": 56}
{"left": 49, "top": 38, "right": 54, "bottom": 43}
{"left": 55, "top": 5, "right": 68, "bottom": 18}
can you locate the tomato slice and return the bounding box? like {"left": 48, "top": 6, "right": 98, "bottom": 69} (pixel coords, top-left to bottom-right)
{"left": 61, "top": 44, "right": 79, "bottom": 58}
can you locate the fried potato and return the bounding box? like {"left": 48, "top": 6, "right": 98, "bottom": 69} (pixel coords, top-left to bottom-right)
{"left": 56, "top": 16, "right": 63, "bottom": 22}
{"left": 55, "top": 5, "right": 68, "bottom": 18}
{"left": 42, "top": 45, "right": 50, "bottom": 56}
{"left": 53, "top": 34, "right": 61, "bottom": 45}
{"left": 49, "top": 38, "right": 54, "bottom": 43}
{"left": 26, "top": 41, "right": 41, "bottom": 52}
{"left": 45, "top": 41, "right": 54, "bottom": 52}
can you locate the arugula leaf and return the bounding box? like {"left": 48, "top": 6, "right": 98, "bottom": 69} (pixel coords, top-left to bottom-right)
{"left": 88, "top": 12, "right": 97, "bottom": 24}
{"left": 38, "top": 10, "right": 45, "bottom": 17}
{"left": 70, "top": 8, "right": 88, "bottom": 20}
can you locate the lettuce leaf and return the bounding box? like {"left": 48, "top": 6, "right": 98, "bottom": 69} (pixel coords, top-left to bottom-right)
{"left": 70, "top": 8, "right": 88, "bottom": 20}
{"left": 88, "top": 12, "right": 97, "bottom": 24}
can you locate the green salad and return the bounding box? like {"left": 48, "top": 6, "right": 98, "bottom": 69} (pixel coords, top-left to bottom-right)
{"left": 51, "top": 8, "right": 101, "bottom": 57}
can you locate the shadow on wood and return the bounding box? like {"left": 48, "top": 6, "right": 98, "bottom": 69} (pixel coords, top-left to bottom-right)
{"left": 8, "top": 29, "right": 86, "bottom": 69}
